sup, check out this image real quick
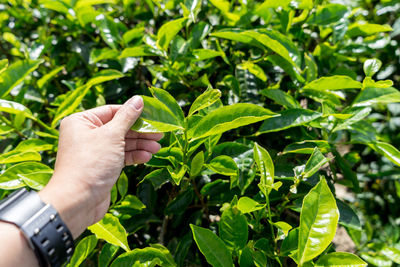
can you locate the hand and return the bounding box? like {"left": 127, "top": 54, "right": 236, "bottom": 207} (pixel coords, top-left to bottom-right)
{"left": 39, "top": 96, "right": 162, "bottom": 238}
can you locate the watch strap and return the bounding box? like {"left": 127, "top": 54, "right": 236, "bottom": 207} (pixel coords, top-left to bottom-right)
{"left": 0, "top": 188, "right": 74, "bottom": 267}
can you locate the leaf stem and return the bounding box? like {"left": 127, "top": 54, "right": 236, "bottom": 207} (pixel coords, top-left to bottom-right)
{"left": 265, "top": 194, "right": 277, "bottom": 252}
{"left": 0, "top": 114, "right": 27, "bottom": 139}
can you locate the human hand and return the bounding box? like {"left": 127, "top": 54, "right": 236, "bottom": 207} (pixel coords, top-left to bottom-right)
{"left": 39, "top": 96, "right": 162, "bottom": 238}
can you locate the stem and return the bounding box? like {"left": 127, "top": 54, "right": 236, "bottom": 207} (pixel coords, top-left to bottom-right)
{"left": 265, "top": 195, "right": 275, "bottom": 245}
{"left": 0, "top": 115, "right": 27, "bottom": 139}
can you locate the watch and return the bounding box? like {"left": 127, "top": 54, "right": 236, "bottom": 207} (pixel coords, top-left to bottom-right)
{"left": 0, "top": 188, "right": 75, "bottom": 267}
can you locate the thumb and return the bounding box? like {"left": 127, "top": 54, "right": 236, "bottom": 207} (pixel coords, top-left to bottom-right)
{"left": 109, "top": 96, "right": 143, "bottom": 134}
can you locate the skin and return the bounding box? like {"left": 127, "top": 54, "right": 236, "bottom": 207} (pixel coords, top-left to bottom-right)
{"left": 0, "top": 96, "right": 162, "bottom": 267}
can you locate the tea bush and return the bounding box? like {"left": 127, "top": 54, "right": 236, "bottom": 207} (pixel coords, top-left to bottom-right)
{"left": 1, "top": 0, "right": 400, "bottom": 266}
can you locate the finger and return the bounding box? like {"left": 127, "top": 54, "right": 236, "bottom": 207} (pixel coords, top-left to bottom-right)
{"left": 126, "top": 130, "right": 164, "bottom": 141}
{"left": 125, "top": 139, "right": 161, "bottom": 154}
{"left": 125, "top": 150, "right": 152, "bottom": 165}
{"left": 109, "top": 96, "right": 143, "bottom": 135}
{"left": 83, "top": 105, "right": 122, "bottom": 125}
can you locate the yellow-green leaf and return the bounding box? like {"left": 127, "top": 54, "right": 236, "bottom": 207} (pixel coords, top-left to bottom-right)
{"left": 298, "top": 178, "right": 339, "bottom": 264}
{"left": 88, "top": 213, "right": 130, "bottom": 252}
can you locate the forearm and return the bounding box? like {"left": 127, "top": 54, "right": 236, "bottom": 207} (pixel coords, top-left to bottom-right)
{"left": 0, "top": 222, "right": 39, "bottom": 267}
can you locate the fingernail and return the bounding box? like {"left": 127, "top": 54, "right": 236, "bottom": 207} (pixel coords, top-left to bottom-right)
{"left": 129, "top": 96, "right": 143, "bottom": 110}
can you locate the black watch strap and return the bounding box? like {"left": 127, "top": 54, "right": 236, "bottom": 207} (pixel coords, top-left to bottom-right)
{"left": 0, "top": 188, "right": 75, "bottom": 267}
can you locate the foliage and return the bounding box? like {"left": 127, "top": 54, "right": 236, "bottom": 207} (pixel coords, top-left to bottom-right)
{"left": 1, "top": 0, "right": 400, "bottom": 266}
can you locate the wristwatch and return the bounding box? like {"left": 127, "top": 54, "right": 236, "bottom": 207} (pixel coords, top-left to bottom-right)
{"left": 0, "top": 188, "right": 75, "bottom": 267}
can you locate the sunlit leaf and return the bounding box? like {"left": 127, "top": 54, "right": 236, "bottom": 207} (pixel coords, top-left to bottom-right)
{"left": 298, "top": 178, "right": 339, "bottom": 264}
{"left": 88, "top": 213, "right": 130, "bottom": 252}
{"left": 0, "top": 59, "right": 43, "bottom": 98}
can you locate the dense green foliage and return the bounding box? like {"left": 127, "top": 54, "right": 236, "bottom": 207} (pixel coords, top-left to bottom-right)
{"left": 1, "top": 0, "right": 400, "bottom": 266}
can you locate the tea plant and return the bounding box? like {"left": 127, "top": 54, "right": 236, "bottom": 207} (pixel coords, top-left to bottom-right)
{"left": 1, "top": 0, "right": 400, "bottom": 266}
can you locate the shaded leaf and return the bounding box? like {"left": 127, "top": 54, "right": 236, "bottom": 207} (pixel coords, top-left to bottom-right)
{"left": 258, "top": 109, "right": 322, "bottom": 134}
{"left": 190, "top": 224, "right": 233, "bottom": 267}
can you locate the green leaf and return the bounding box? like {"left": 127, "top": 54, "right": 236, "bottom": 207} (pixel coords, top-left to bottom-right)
{"left": 261, "top": 89, "right": 299, "bottom": 109}
{"left": 99, "top": 244, "right": 119, "bottom": 267}
{"left": 189, "top": 88, "right": 221, "bottom": 116}
{"left": 37, "top": 66, "right": 64, "bottom": 89}
{"left": 381, "top": 246, "right": 400, "bottom": 264}
{"left": 74, "top": 0, "right": 117, "bottom": 9}
{"left": 211, "top": 31, "right": 257, "bottom": 46}
{"left": 209, "top": 0, "right": 240, "bottom": 24}
{"left": 347, "top": 23, "right": 392, "bottom": 37}
{"left": 149, "top": 87, "right": 184, "bottom": 126}
{"left": 94, "top": 14, "right": 121, "bottom": 49}
{"left": 371, "top": 141, "right": 400, "bottom": 167}
{"left": 88, "top": 213, "right": 130, "bottom": 252}
{"left": 113, "top": 195, "right": 146, "bottom": 212}
{"left": 332, "top": 149, "right": 360, "bottom": 192}
{"left": 315, "top": 252, "right": 367, "bottom": 267}
{"left": 352, "top": 86, "right": 400, "bottom": 107}
{"left": 183, "top": 0, "right": 201, "bottom": 22}
{"left": 258, "top": 109, "right": 322, "bottom": 134}
{"left": 119, "top": 46, "right": 156, "bottom": 59}
{"left": 0, "top": 99, "right": 34, "bottom": 119}
{"left": 67, "top": 235, "right": 98, "bottom": 267}
{"left": 307, "top": 4, "right": 348, "bottom": 25}
{"left": 90, "top": 48, "right": 119, "bottom": 64}
{"left": 167, "top": 165, "right": 187, "bottom": 185}
{"left": 238, "top": 62, "right": 267, "bottom": 82}
{"left": 157, "top": 17, "right": 187, "bottom": 51}
{"left": 0, "top": 150, "right": 41, "bottom": 164}
{"left": 0, "top": 162, "right": 53, "bottom": 190}
{"left": 132, "top": 96, "right": 184, "bottom": 133}
{"left": 192, "top": 49, "right": 222, "bottom": 61}
{"left": 303, "top": 75, "right": 362, "bottom": 91}
{"left": 332, "top": 107, "right": 372, "bottom": 132}
{"left": 254, "top": 142, "right": 274, "bottom": 196}
{"left": 117, "top": 172, "right": 128, "bottom": 198}
{"left": 237, "top": 197, "right": 264, "bottom": 213}
{"left": 52, "top": 70, "right": 124, "bottom": 127}
{"left": 14, "top": 139, "right": 53, "bottom": 152}
{"left": 123, "top": 27, "right": 145, "bottom": 44}
{"left": 272, "top": 221, "right": 292, "bottom": 236}
{"left": 39, "top": 0, "right": 71, "bottom": 14}
{"left": 190, "top": 224, "right": 233, "bottom": 267}
{"left": 361, "top": 253, "right": 392, "bottom": 267}
{"left": 190, "top": 151, "right": 204, "bottom": 177}
{"left": 243, "top": 31, "right": 299, "bottom": 69}
{"left": 298, "top": 178, "right": 339, "bottom": 264}
{"left": 191, "top": 103, "right": 276, "bottom": 140}
{"left": 336, "top": 199, "right": 361, "bottom": 231}
{"left": 207, "top": 155, "right": 238, "bottom": 176}
{"left": 283, "top": 140, "right": 330, "bottom": 154}
{"left": 281, "top": 228, "right": 299, "bottom": 257}
{"left": 110, "top": 246, "right": 176, "bottom": 267}
{"left": 363, "top": 58, "right": 382, "bottom": 77}
{"left": 141, "top": 168, "right": 170, "bottom": 189}
{"left": 303, "top": 147, "right": 329, "bottom": 178}
{"left": 219, "top": 201, "right": 248, "bottom": 251}
{"left": 165, "top": 188, "right": 194, "bottom": 215}
{"left": 0, "top": 59, "right": 43, "bottom": 97}
{"left": 0, "top": 59, "right": 8, "bottom": 75}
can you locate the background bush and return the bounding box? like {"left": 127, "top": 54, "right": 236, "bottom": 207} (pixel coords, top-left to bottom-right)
{"left": 1, "top": 0, "right": 400, "bottom": 266}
